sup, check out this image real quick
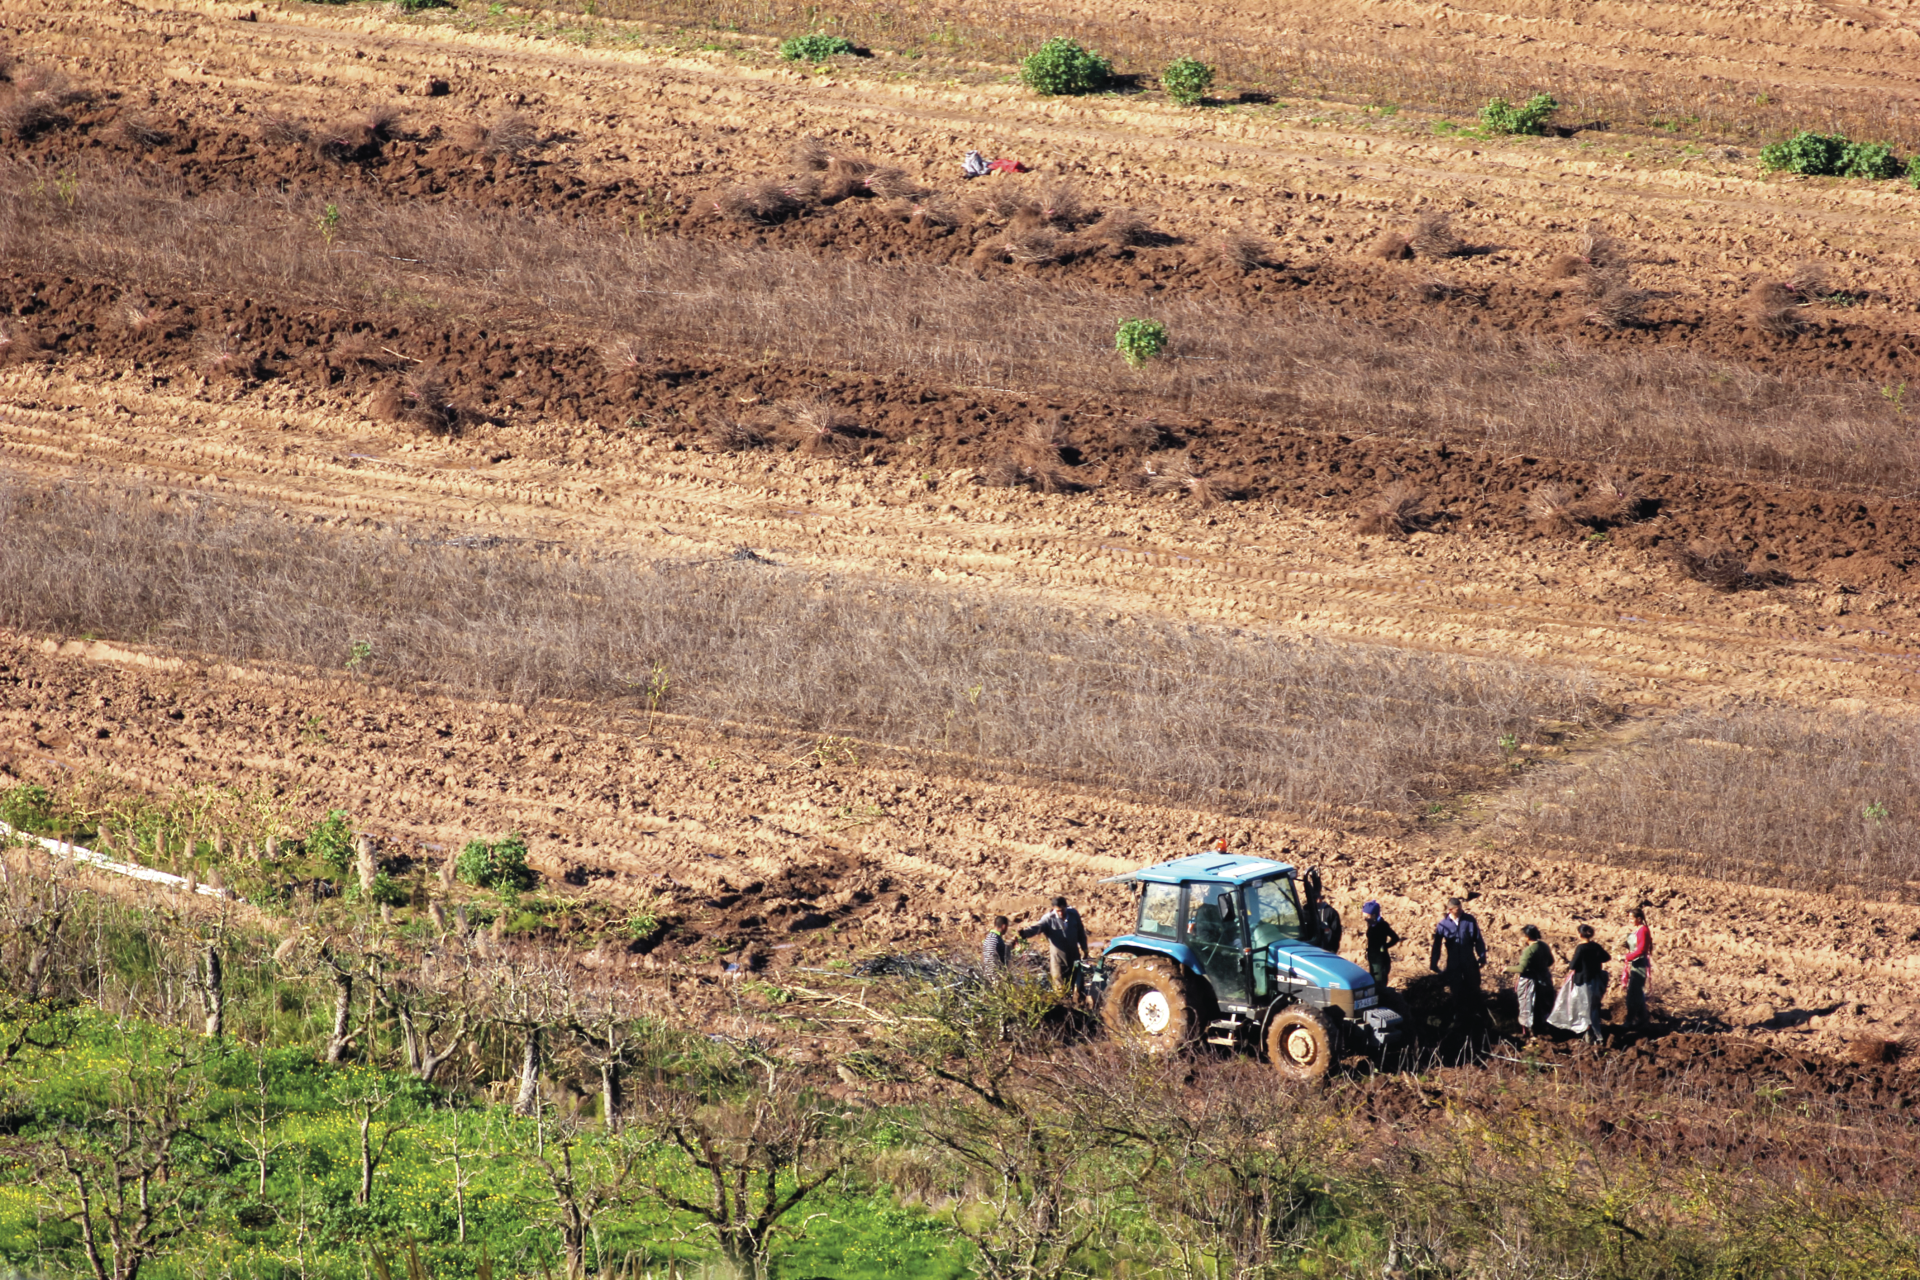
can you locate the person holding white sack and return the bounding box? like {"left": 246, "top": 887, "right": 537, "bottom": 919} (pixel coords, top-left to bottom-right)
{"left": 1548, "top": 923, "right": 1611, "bottom": 1042}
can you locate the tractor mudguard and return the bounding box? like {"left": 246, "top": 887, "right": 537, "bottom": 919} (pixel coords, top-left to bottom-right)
{"left": 1102, "top": 935, "right": 1202, "bottom": 978}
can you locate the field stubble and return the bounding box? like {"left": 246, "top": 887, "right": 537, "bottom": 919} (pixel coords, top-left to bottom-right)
{"left": 3, "top": 159, "right": 1914, "bottom": 497}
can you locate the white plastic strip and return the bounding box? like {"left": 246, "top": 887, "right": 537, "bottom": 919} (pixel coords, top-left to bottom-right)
{"left": 0, "top": 821, "right": 235, "bottom": 899}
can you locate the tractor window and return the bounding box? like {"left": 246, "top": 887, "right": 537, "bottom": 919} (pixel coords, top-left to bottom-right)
{"left": 1136, "top": 883, "right": 1180, "bottom": 938}
{"left": 1248, "top": 877, "right": 1304, "bottom": 947}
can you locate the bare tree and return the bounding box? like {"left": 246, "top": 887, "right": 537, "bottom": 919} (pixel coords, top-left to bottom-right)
{"left": 564, "top": 977, "right": 649, "bottom": 1134}
{"left": 630, "top": 1063, "right": 845, "bottom": 1279}
{"left": 533, "top": 1110, "right": 644, "bottom": 1279}
{"left": 328, "top": 1068, "right": 410, "bottom": 1207}
{"left": 217, "top": 1049, "right": 294, "bottom": 1200}
{"left": 38, "top": 1047, "right": 209, "bottom": 1280}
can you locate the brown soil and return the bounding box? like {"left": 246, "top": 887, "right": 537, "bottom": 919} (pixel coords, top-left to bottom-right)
{"left": 3, "top": 0, "right": 1920, "bottom": 1088}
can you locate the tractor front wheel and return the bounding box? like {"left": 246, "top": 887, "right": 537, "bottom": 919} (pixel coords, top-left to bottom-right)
{"left": 1266, "top": 1005, "right": 1336, "bottom": 1082}
{"left": 1102, "top": 956, "right": 1199, "bottom": 1053}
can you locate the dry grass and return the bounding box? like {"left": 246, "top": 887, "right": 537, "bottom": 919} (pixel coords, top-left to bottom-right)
{"left": 1407, "top": 211, "right": 1465, "bottom": 260}
{"left": 773, "top": 397, "right": 864, "bottom": 454}
{"left": 1503, "top": 705, "right": 1920, "bottom": 898}
{"left": 1582, "top": 268, "right": 1651, "bottom": 330}
{"left": 1746, "top": 281, "right": 1807, "bottom": 336}
{"left": 1356, "top": 483, "right": 1429, "bottom": 537}
{"left": 3, "top": 159, "right": 1915, "bottom": 495}
{"left": 1212, "top": 233, "right": 1273, "bottom": 271}
{"left": 452, "top": 111, "right": 540, "bottom": 159}
{"left": 0, "top": 65, "right": 88, "bottom": 141}
{"left": 1130, "top": 451, "right": 1219, "bottom": 507}
{"left": 0, "top": 480, "right": 1595, "bottom": 816}
{"left": 1668, "top": 542, "right": 1791, "bottom": 591}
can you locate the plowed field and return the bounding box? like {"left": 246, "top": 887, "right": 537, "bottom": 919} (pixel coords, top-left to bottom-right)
{"left": 3, "top": 0, "right": 1918, "bottom": 1080}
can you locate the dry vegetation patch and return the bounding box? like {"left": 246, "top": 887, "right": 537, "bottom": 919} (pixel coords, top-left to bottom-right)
{"left": 0, "top": 481, "right": 1595, "bottom": 816}
{"left": 1504, "top": 705, "right": 1920, "bottom": 898}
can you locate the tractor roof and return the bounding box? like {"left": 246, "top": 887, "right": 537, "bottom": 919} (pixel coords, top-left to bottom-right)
{"left": 1100, "top": 853, "right": 1297, "bottom": 887}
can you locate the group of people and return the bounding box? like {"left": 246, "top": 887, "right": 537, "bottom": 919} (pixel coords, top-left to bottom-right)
{"left": 981, "top": 890, "right": 1657, "bottom": 1043}
{"left": 1371, "top": 897, "right": 1655, "bottom": 1041}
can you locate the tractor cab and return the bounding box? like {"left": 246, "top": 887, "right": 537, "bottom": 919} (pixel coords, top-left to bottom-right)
{"left": 1092, "top": 852, "right": 1405, "bottom": 1080}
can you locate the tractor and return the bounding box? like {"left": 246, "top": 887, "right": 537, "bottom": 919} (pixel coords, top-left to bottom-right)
{"left": 1088, "top": 851, "right": 1405, "bottom": 1080}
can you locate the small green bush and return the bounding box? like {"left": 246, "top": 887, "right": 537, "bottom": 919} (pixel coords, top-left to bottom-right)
{"left": 1759, "top": 131, "right": 1849, "bottom": 175}
{"left": 303, "top": 809, "right": 354, "bottom": 876}
{"left": 1478, "top": 94, "right": 1558, "bottom": 136}
{"left": 456, "top": 832, "right": 535, "bottom": 891}
{"left": 348, "top": 871, "right": 410, "bottom": 908}
{"left": 1020, "top": 39, "right": 1111, "bottom": 96}
{"left": 1115, "top": 318, "right": 1169, "bottom": 369}
{"left": 1909, "top": 156, "right": 1920, "bottom": 189}
{"left": 1160, "top": 58, "right": 1215, "bottom": 107}
{"left": 0, "top": 784, "right": 56, "bottom": 834}
{"left": 1840, "top": 140, "right": 1903, "bottom": 179}
{"left": 779, "top": 33, "right": 856, "bottom": 61}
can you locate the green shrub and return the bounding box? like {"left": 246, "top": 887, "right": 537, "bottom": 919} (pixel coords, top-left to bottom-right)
{"left": 1115, "top": 318, "right": 1169, "bottom": 369}
{"left": 456, "top": 832, "right": 535, "bottom": 891}
{"left": 0, "top": 784, "right": 56, "bottom": 834}
{"left": 1840, "top": 140, "right": 1903, "bottom": 179}
{"left": 1759, "top": 131, "right": 1849, "bottom": 175}
{"left": 779, "top": 33, "right": 856, "bottom": 61}
{"left": 1160, "top": 58, "right": 1215, "bottom": 107}
{"left": 1909, "top": 156, "right": 1920, "bottom": 189}
{"left": 348, "top": 871, "right": 410, "bottom": 908}
{"left": 302, "top": 809, "right": 354, "bottom": 876}
{"left": 1478, "top": 94, "right": 1558, "bottom": 136}
{"left": 1020, "top": 39, "right": 1110, "bottom": 96}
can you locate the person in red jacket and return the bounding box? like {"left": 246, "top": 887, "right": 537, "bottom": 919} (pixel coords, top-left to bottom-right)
{"left": 1621, "top": 906, "right": 1654, "bottom": 1031}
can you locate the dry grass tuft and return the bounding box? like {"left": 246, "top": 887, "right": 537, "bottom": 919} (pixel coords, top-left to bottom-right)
{"left": 863, "top": 166, "right": 926, "bottom": 199}
{"left": 1356, "top": 482, "right": 1429, "bottom": 537}
{"left": 701, "top": 415, "right": 768, "bottom": 452}
{"left": 1365, "top": 231, "right": 1413, "bottom": 261}
{"left": 791, "top": 135, "right": 833, "bottom": 172}
{"left": 1746, "top": 281, "right": 1807, "bottom": 336}
{"left": 1135, "top": 451, "right": 1220, "bottom": 508}
{"left": 1525, "top": 484, "right": 1576, "bottom": 531}
{"left": 1582, "top": 268, "right": 1651, "bottom": 330}
{"left": 1668, "top": 542, "right": 1788, "bottom": 591}
{"left": 1543, "top": 252, "right": 1591, "bottom": 280}
{"left": 0, "top": 66, "right": 88, "bottom": 140}
{"left": 1115, "top": 416, "right": 1179, "bottom": 453}
{"left": 713, "top": 179, "right": 806, "bottom": 225}
{"left": 1033, "top": 180, "right": 1087, "bottom": 228}
{"left": 112, "top": 114, "right": 172, "bottom": 149}
{"left": 984, "top": 455, "right": 1070, "bottom": 492}
{"left": 1578, "top": 232, "right": 1627, "bottom": 270}
{"left": 1410, "top": 274, "right": 1464, "bottom": 303}
{"left": 1075, "top": 209, "right": 1154, "bottom": 252}
{"left": 452, "top": 111, "right": 538, "bottom": 159}
{"left": 1408, "top": 211, "right": 1466, "bottom": 259}
{"left": 905, "top": 198, "right": 960, "bottom": 231}
{"left": 201, "top": 336, "right": 266, "bottom": 382}
{"left": 1001, "top": 225, "right": 1062, "bottom": 265}
{"left": 1527, "top": 473, "right": 1643, "bottom": 533}
{"left": 775, "top": 398, "right": 863, "bottom": 454}
{"left": 819, "top": 155, "right": 878, "bottom": 203}
{"left": 258, "top": 114, "right": 311, "bottom": 147}
{"left": 1213, "top": 232, "right": 1274, "bottom": 271}
{"left": 1789, "top": 261, "right": 1831, "bottom": 298}
{"left": 371, "top": 365, "right": 460, "bottom": 434}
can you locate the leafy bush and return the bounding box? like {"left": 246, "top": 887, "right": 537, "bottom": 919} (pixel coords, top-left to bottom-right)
{"left": 1759, "top": 131, "right": 1849, "bottom": 175}
{"left": 303, "top": 809, "right": 354, "bottom": 876}
{"left": 1020, "top": 39, "right": 1110, "bottom": 96}
{"left": 1910, "top": 156, "right": 1920, "bottom": 189}
{"left": 1840, "top": 140, "right": 1903, "bottom": 179}
{"left": 0, "top": 784, "right": 55, "bottom": 833}
{"left": 1115, "top": 318, "right": 1169, "bottom": 369}
{"left": 779, "top": 33, "right": 856, "bottom": 61}
{"left": 1160, "top": 58, "right": 1215, "bottom": 107}
{"left": 347, "top": 870, "right": 410, "bottom": 908}
{"left": 1479, "top": 94, "right": 1558, "bottom": 136}
{"left": 456, "top": 832, "right": 535, "bottom": 891}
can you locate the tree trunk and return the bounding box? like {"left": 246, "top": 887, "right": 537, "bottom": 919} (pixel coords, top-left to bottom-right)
{"left": 326, "top": 971, "right": 354, "bottom": 1064}
{"left": 200, "top": 943, "right": 224, "bottom": 1038}
{"left": 358, "top": 1113, "right": 375, "bottom": 1206}
{"left": 514, "top": 1027, "right": 542, "bottom": 1116}
{"left": 600, "top": 1059, "right": 621, "bottom": 1134}
{"left": 354, "top": 835, "right": 376, "bottom": 893}
{"left": 23, "top": 910, "right": 64, "bottom": 1000}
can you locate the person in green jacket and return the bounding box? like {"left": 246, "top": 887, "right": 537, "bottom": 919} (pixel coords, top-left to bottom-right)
{"left": 1510, "top": 924, "right": 1554, "bottom": 1038}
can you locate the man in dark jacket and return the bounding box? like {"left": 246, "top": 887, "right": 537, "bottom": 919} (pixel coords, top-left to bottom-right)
{"left": 1361, "top": 901, "right": 1400, "bottom": 989}
{"left": 1429, "top": 897, "right": 1488, "bottom": 1021}
{"left": 1021, "top": 896, "right": 1090, "bottom": 993}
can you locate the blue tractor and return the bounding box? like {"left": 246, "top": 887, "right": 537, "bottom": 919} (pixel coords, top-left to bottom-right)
{"left": 1092, "top": 852, "right": 1405, "bottom": 1080}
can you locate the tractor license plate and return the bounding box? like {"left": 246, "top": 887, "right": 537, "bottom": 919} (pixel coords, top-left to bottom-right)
{"left": 1353, "top": 991, "right": 1379, "bottom": 1012}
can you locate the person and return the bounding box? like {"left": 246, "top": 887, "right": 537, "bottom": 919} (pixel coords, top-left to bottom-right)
{"left": 1021, "top": 896, "right": 1089, "bottom": 993}
{"left": 1429, "top": 897, "right": 1487, "bottom": 1020}
{"left": 1621, "top": 906, "right": 1654, "bottom": 1031}
{"left": 1361, "top": 901, "right": 1400, "bottom": 989}
{"left": 981, "top": 915, "right": 1013, "bottom": 974}
{"left": 1509, "top": 924, "right": 1554, "bottom": 1038}
{"left": 1314, "top": 895, "right": 1344, "bottom": 955}
{"left": 1549, "top": 924, "right": 1612, "bottom": 1042}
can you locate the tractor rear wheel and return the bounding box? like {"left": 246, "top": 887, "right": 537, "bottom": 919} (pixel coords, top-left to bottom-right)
{"left": 1102, "top": 956, "right": 1199, "bottom": 1053}
{"left": 1266, "top": 1005, "right": 1336, "bottom": 1082}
